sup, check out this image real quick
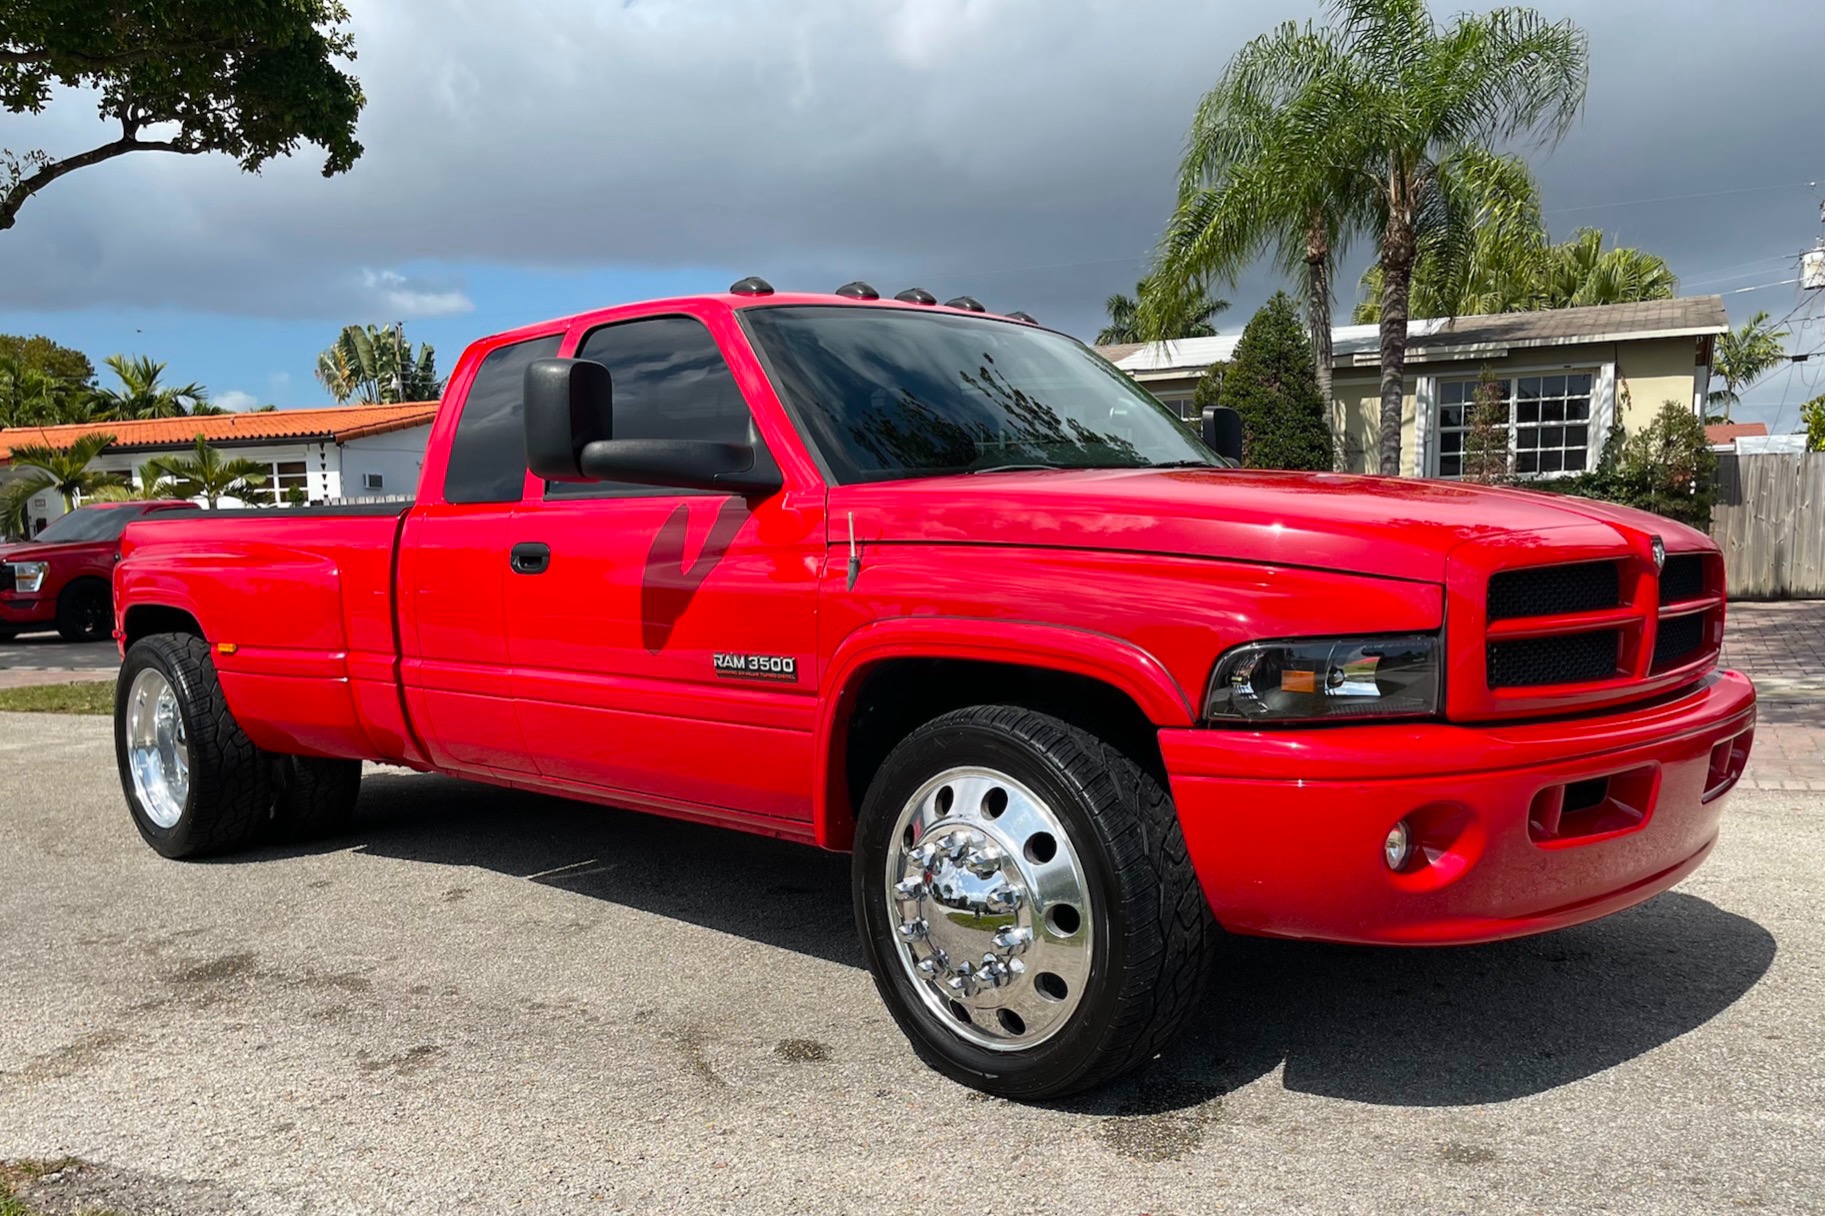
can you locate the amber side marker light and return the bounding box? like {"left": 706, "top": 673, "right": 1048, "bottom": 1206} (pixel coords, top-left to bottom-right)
{"left": 216, "top": 643, "right": 238, "bottom": 656}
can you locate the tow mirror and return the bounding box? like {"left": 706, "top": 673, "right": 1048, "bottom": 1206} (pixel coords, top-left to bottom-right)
{"left": 525, "top": 358, "right": 613, "bottom": 482}
{"left": 1201, "top": 405, "right": 1243, "bottom": 463}
{"left": 523, "top": 357, "right": 783, "bottom": 496}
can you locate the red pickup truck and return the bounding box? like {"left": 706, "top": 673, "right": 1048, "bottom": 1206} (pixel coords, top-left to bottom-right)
{"left": 110, "top": 282, "right": 1756, "bottom": 1099}
{"left": 1, "top": 500, "right": 193, "bottom": 641}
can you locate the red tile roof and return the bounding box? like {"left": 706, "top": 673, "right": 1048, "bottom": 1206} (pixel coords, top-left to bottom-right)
{"left": 0, "top": 402, "right": 439, "bottom": 462}
{"left": 1705, "top": 422, "right": 1769, "bottom": 445}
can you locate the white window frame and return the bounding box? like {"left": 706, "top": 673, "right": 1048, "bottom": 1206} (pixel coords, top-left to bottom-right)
{"left": 1417, "top": 360, "right": 1616, "bottom": 480}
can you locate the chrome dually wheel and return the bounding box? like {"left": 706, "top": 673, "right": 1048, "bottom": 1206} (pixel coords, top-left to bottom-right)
{"left": 885, "top": 766, "right": 1092, "bottom": 1049}
{"left": 125, "top": 667, "right": 190, "bottom": 828}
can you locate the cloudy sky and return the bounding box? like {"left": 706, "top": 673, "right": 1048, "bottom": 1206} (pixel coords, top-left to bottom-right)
{"left": 2, "top": 0, "right": 1823, "bottom": 430}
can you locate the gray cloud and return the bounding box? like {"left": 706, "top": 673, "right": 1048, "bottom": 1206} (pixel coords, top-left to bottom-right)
{"left": 2, "top": 0, "right": 1822, "bottom": 384}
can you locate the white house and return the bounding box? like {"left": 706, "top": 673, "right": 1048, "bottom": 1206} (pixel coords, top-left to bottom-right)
{"left": 0, "top": 402, "right": 436, "bottom": 533}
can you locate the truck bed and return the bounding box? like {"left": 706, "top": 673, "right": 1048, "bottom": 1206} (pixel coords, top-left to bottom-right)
{"left": 118, "top": 506, "right": 417, "bottom": 764}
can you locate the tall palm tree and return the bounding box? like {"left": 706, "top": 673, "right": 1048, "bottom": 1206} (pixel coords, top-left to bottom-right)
{"left": 89, "top": 460, "right": 185, "bottom": 502}
{"left": 1099, "top": 278, "right": 1227, "bottom": 345}
{"left": 0, "top": 432, "right": 124, "bottom": 533}
{"left": 1535, "top": 228, "right": 1677, "bottom": 308}
{"left": 93, "top": 355, "right": 211, "bottom": 419}
{"left": 1146, "top": 19, "right": 1371, "bottom": 403}
{"left": 316, "top": 324, "right": 442, "bottom": 404}
{"left": 1709, "top": 311, "right": 1789, "bottom": 423}
{"left": 1326, "top": 0, "right": 1588, "bottom": 474}
{"left": 148, "top": 436, "right": 270, "bottom": 509}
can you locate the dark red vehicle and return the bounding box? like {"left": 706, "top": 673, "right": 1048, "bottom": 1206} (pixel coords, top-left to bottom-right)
{"left": 0, "top": 500, "right": 192, "bottom": 641}
{"left": 110, "top": 283, "right": 1756, "bottom": 1098}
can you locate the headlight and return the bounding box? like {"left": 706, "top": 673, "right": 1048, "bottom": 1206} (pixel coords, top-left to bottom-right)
{"left": 10, "top": 561, "right": 48, "bottom": 595}
{"left": 1206, "top": 634, "right": 1440, "bottom": 723}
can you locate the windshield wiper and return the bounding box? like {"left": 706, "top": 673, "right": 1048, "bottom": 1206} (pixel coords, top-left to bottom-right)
{"left": 964, "top": 463, "right": 1069, "bottom": 475}
{"left": 1145, "top": 460, "right": 1220, "bottom": 469}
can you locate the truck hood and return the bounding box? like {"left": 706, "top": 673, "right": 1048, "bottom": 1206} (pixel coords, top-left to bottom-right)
{"left": 831, "top": 468, "right": 1710, "bottom": 583}
{"left": 0, "top": 540, "right": 106, "bottom": 564}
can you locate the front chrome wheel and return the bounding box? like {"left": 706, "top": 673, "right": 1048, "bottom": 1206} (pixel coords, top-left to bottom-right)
{"left": 125, "top": 667, "right": 190, "bottom": 829}
{"left": 884, "top": 766, "right": 1093, "bottom": 1051}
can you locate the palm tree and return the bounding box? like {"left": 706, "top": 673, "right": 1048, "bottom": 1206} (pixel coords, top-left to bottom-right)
{"left": 1329, "top": 0, "right": 1587, "bottom": 474}
{"left": 1146, "top": 19, "right": 1372, "bottom": 403}
{"left": 0, "top": 432, "right": 124, "bottom": 533}
{"left": 316, "top": 324, "right": 442, "bottom": 404}
{"left": 147, "top": 436, "right": 270, "bottom": 509}
{"left": 89, "top": 460, "right": 185, "bottom": 502}
{"left": 0, "top": 355, "right": 61, "bottom": 427}
{"left": 1535, "top": 228, "right": 1676, "bottom": 308}
{"left": 1709, "top": 311, "right": 1789, "bottom": 423}
{"left": 93, "top": 355, "right": 210, "bottom": 419}
{"left": 1099, "top": 278, "right": 1227, "bottom": 345}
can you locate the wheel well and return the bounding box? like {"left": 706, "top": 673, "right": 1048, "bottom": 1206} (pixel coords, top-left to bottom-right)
{"left": 58, "top": 575, "right": 110, "bottom": 600}
{"left": 839, "top": 659, "right": 1168, "bottom": 839}
{"left": 123, "top": 604, "right": 204, "bottom": 647}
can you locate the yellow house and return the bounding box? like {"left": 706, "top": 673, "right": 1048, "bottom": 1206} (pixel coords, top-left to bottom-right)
{"left": 1097, "top": 296, "right": 1727, "bottom": 477}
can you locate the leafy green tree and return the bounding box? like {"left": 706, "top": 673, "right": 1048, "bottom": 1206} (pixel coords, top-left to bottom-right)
{"left": 315, "top": 324, "right": 442, "bottom": 404}
{"left": 1535, "top": 228, "right": 1676, "bottom": 308}
{"left": 1802, "top": 395, "right": 1825, "bottom": 452}
{"left": 90, "top": 460, "right": 184, "bottom": 502}
{"left": 1218, "top": 292, "right": 1333, "bottom": 470}
{"left": 1146, "top": 18, "right": 1374, "bottom": 404}
{"left": 1552, "top": 402, "right": 1716, "bottom": 527}
{"left": 147, "top": 436, "right": 269, "bottom": 509}
{"left": 0, "top": 0, "right": 365, "bottom": 231}
{"left": 1192, "top": 360, "right": 1229, "bottom": 415}
{"left": 0, "top": 432, "right": 123, "bottom": 532}
{"left": 1098, "top": 279, "right": 1226, "bottom": 345}
{"left": 1709, "top": 311, "right": 1789, "bottom": 423}
{"left": 0, "top": 334, "right": 94, "bottom": 389}
{"left": 93, "top": 355, "right": 210, "bottom": 419}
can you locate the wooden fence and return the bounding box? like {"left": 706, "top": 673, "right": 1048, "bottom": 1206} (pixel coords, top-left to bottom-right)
{"left": 1712, "top": 451, "right": 1825, "bottom": 599}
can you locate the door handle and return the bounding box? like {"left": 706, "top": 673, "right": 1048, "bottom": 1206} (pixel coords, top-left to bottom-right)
{"left": 510, "top": 542, "right": 551, "bottom": 575}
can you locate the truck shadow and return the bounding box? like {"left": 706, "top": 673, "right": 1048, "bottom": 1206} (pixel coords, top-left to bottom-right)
{"left": 327, "top": 770, "right": 1775, "bottom": 1111}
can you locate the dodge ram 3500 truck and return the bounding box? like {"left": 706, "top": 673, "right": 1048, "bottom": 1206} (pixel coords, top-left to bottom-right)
{"left": 111, "top": 281, "right": 1757, "bottom": 1099}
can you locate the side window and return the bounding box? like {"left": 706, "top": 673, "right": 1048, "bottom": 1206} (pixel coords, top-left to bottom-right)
{"left": 443, "top": 334, "right": 563, "bottom": 504}
{"left": 549, "top": 315, "right": 766, "bottom": 498}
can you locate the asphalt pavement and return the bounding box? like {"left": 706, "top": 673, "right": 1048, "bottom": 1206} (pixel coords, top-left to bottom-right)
{"left": 1, "top": 713, "right": 1820, "bottom": 1216}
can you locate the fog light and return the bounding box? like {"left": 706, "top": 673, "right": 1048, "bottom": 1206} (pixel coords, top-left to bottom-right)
{"left": 1384, "top": 821, "right": 1411, "bottom": 871}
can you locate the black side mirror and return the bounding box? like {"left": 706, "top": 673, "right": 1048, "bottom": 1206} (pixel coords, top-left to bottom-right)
{"left": 523, "top": 357, "right": 782, "bottom": 497}
{"left": 1201, "top": 405, "right": 1244, "bottom": 463}
{"left": 525, "top": 358, "right": 613, "bottom": 482}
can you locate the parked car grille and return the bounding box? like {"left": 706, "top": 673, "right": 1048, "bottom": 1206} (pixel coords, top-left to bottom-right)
{"left": 1658, "top": 554, "right": 1705, "bottom": 604}
{"left": 1487, "top": 629, "right": 1621, "bottom": 688}
{"left": 1487, "top": 560, "right": 1621, "bottom": 620}
{"left": 1652, "top": 612, "right": 1707, "bottom": 670}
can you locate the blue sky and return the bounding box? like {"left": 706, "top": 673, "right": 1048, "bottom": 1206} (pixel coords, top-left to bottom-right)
{"left": 3, "top": 0, "right": 1823, "bottom": 429}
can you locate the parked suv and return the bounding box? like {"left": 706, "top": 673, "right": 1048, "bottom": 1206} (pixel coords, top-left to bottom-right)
{"left": 1, "top": 501, "right": 193, "bottom": 641}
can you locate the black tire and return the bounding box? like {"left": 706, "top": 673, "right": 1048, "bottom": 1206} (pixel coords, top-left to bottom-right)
{"left": 269, "top": 755, "right": 363, "bottom": 843}
{"left": 853, "top": 705, "right": 1214, "bottom": 1100}
{"left": 56, "top": 578, "right": 112, "bottom": 642}
{"left": 115, "top": 633, "right": 271, "bottom": 859}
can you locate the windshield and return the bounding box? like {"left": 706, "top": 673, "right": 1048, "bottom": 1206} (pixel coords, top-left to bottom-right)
{"left": 742, "top": 305, "right": 1224, "bottom": 484}
{"left": 32, "top": 504, "right": 147, "bottom": 544}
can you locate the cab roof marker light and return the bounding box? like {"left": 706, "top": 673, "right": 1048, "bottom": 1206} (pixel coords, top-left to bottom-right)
{"left": 729, "top": 276, "right": 774, "bottom": 296}
{"left": 1007, "top": 311, "right": 1039, "bottom": 325}
{"left": 894, "top": 288, "right": 938, "bottom": 305}
{"left": 944, "top": 296, "right": 987, "bottom": 313}
{"left": 835, "top": 281, "right": 880, "bottom": 300}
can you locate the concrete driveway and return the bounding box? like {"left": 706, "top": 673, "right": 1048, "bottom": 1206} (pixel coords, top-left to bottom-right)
{"left": 1, "top": 714, "right": 1820, "bottom": 1216}
{"left": 0, "top": 631, "right": 118, "bottom": 691}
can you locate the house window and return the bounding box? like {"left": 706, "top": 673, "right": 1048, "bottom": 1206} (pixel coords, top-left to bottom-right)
{"left": 238, "top": 459, "right": 311, "bottom": 504}
{"left": 1152, "top": 391, "right": 1196, "bottom": 421}
{"left": 1436, "top": 372, "right": 1595, "bottom": 478}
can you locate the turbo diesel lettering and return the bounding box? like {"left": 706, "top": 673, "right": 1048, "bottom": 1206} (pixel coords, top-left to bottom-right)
{"left": 713, "top": 652, "right": 798, "bottom": 682}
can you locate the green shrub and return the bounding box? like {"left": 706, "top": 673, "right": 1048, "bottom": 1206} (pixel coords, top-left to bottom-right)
{"left": 1217, "top": 292, "right": 1331, "bottom": 470}
{"left": 1549, "top": 400, "right": 1716, "bottom": 527}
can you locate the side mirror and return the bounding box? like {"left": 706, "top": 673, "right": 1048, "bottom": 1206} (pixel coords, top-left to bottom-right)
{"left": 525, "top": 358, "right": 612, "bottom": 482}
{"left": 522, "top": 356, "right": 783, "bottom": 496}
{"left": 1201, "top": 405, "right": 1243, "bottom": 463}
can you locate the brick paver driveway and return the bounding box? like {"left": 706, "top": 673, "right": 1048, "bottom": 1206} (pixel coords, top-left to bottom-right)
{"left": 1722, "top": 601, "right": 1825, "bottom": 792}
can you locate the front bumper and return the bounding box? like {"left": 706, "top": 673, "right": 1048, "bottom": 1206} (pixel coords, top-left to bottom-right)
{"left": 1161, "top": 670, "right": 1756, "bottom": 945}
{"left": 0, "top": 595, "right": 53, "bottom": 627}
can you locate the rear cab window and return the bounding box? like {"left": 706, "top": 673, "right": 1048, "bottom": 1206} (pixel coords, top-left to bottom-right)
{"left": 442, "top": 334, "right": 564, "bottom": 504}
